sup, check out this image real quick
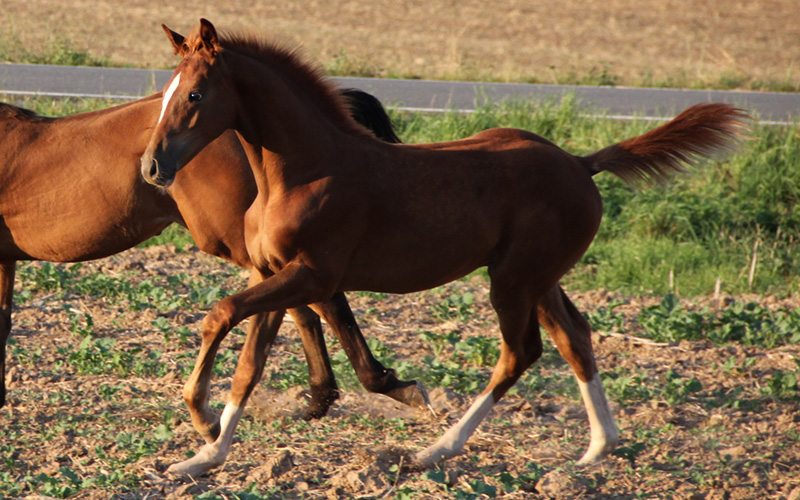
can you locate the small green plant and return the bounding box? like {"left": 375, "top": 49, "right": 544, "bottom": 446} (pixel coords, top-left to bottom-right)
{"left": 762, "top": 365, "right": 800, "bottom": 401}
{"left": 603, "top": 370, "right": 656, "bottom": 405}
{"left": 637, "top": 294, "right": 707, "bottom": 343}
{"left": 420, "top": 330, "right": 461, "bottom": 356}
{"left": 662, "top": 370, "right": 703, "bottom": 405}
{"left": 583, "top": 301, "right": 626, "bottom": 332}
{"left": 65, "top": 307, "right": 94, "bottom": 337}
{"left": 431, "top": 291, "right": 476, "bottom": 323}
{"left": 9, "top": 337, "right": 42, "bottom": 366}
{"left": 422, "top": 469, "right": 498, "bottom": 499}
{"left": 267, "top": 354, "right": 309, "bottom": 391}
{"left": 612, "top": 442, "right": 647, "bottom": 467}
{"left": 454, "top": 335, "right": 498, "bottom": 366}
{"left": 498, "top": 462, "right": 545, "bottom": 493}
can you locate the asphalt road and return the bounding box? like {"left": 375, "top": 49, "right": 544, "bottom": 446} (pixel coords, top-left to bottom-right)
{"left": 1, "top": 62, "right": 798, "bottom": 123}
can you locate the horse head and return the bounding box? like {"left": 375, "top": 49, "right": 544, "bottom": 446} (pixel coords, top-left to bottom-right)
{"left": 141, "top": 19, "right": 235, "bottom": 187}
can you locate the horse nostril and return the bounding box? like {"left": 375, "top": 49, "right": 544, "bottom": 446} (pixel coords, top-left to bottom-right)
{"left": 149, "top": 158, "right": 159, "bottom": 180}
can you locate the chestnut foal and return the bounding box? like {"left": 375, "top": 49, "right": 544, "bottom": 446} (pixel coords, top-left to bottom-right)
{"left": 142, "top": 19, "right": 747, "bottom": 476}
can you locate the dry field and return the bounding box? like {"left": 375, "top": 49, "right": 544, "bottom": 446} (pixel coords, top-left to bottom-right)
{"left": 2, "top": 0, "right": 800, "bottom": 87}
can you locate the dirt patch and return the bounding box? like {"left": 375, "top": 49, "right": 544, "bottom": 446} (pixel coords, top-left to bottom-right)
{"left": 2, "top": 0, "right": 799, "bottom": 88}
{"left": 2, "top": 245, "right": 800, "bottom": 498}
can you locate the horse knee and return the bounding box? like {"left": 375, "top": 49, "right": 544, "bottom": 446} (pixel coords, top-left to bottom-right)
{"left": 203, "top": 298, "right": 237, "bottom": 337}
{"left": 183, "top": 383, "right": 205, "bottom": 410}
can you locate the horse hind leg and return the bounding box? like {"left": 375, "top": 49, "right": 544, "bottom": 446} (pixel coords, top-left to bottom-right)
{"left": 416, "top": 290, "right": 543, "bottom": 466}
{"left": 538, "top": 285, "right": 619, "bottom": 464}
{"left": 0, "top": 261, "right": 14, "bottom": 407}
{"left": 288, "top": 304, "right": 340, "bottom": 419}
{"left": 311, "top": 292, "right": 430, "bottom": 410}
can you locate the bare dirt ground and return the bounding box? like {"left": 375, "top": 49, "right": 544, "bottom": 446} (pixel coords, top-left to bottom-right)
{"left": 3, "top": 246, "right": 800, "bottom": 499}
{"left": 2, "top": 0, "right": 800, "bottom": 87}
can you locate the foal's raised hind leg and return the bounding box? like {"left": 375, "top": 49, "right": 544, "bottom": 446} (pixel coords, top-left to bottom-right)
{"left": 538, "top": 285, "right": 618, "bottom": 464}
{"left": 311, "top": 292, "right": 430, "bottom": 410}
{"left": 0, "top": 261, "right": 15, "bottom": 407}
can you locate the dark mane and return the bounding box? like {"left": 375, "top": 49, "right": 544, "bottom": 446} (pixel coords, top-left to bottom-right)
{"left": 0, "top": 102, "right": 48, "bottom": 122}
{"left": 216, "top": 32, "right": 376, "bottom": 139}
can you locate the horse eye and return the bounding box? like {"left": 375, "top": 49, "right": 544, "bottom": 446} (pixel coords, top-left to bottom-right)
{"left": 189, "top": 92, "right": 203, "bottom": 102}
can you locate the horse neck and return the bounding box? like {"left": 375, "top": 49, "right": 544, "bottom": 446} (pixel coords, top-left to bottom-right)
{"left": 226, "top": 51, "right": 351, "bottom": 192}
{"left": 76, "top": 97, "right": 184, "bottom": 220}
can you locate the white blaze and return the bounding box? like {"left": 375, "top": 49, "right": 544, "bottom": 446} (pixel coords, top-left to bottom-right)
{"left": 158, "top": 73, "right": 182, "bottom": 124}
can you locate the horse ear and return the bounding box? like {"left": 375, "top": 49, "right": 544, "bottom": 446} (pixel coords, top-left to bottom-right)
{"left": 162, "top": 24, "right": 187, "bottom": 56}
{"left": 198, "top": 18, "right": 222, "bottom": 56}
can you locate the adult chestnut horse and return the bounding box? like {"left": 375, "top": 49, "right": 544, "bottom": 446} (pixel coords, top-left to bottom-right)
{"left": 0, "top": 88, "right": 425, "bottom": 439}
{"left": 142, "top": 19, "right": 747, "bottom": 477}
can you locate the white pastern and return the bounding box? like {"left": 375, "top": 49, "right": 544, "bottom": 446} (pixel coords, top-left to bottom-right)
{"left": 158, "top": 73, "right": 182, "bottom": 124}
{"left": 416, "top": 392, "right": 495, "bottom": 466}
{"left": 576, "top": 375, "right": 619, "bottom": 464}
{"left": 167, "top": 402, "right": 243, "bottom": 477}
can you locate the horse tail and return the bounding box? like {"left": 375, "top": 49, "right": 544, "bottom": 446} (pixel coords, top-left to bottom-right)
{"left": 340, "top": 88, "right": 403, "bottom": 144}
{"left": 581, "top": 103, "right": 749, "bottom": 185}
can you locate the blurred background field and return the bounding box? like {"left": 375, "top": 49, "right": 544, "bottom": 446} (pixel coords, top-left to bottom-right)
{"left": 1, "top": 0, "right": 799, "bottom": 90}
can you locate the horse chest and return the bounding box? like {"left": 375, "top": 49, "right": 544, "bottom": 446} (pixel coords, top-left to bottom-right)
{"left": 244, "top": 195, "right": 319, "bottom": 273}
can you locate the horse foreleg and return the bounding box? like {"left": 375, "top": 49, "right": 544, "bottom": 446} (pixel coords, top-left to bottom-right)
{"left": 538, "top": 285, "right": 618, "bottom": 464}
{"left": 180, "top": 271, "right": 283, "bottom": 444}
{"left": 168, "top": 263, "right": 320, "bottom": 477}
{"left": 287, "top": 305, "right": 340, "bottom": 419}
{"left": 168, "top": 301, "right": 282, "bottom": 477}
{"left": 180, "top": 323, "right": 230, "bottom": 444}
{"left": 311, "top": 292, "right": 430, "bottom": 409}
{"left": 0, "top": 261, "right": 15, "bottom": 407}
{"left": 416, "top": 290, "right": 543, "bottom": 466}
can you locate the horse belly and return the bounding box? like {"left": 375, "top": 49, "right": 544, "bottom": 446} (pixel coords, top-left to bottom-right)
{"left": 340, "top": 221, "right": 496, "bottom": 294}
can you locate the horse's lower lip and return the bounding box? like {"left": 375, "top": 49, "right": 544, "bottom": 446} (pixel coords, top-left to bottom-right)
{"left": 143, "top": 175, "right": 173, "bottom": 188}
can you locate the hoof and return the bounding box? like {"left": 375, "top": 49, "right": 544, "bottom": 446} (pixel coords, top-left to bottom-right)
{"left": 302, "top": 403, "right": 330, "bottom": 421}
{"left": 166, "top": 443, "right": 225, "bottom": 478}
{"left": 303, "top": 387, "right": 340, "bottom": 420}
{"left": 386, "top": 380, "right": 431, "bottom": 410}
{"left": 576, "top": 439, "right": 617, "bottom": 466}
{"left": 407, "top": 382, "right": 432, "bottom": 410}
{"left": 413, "top": 447, "right": 444, "bottom": 469}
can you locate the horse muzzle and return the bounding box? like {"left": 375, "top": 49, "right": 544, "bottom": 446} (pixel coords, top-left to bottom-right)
{"left": 140, "top": 154, "right": 174, "bottom": 188}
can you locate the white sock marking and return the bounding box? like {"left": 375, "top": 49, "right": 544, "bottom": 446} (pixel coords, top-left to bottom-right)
{"left": 158, "top": 73, "right": 181, "bottom": 124}
{"left": 576, "top": 375, "right": 619, "bottom": 464}
{"left": 217, "top": 402, "right": 243, "bottom": 450}
{"left": 416, "top": 392, "right": 495, "bottom": 465}
{"left": 167, "top": 402, "right": 243, "bottom": 477}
